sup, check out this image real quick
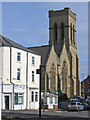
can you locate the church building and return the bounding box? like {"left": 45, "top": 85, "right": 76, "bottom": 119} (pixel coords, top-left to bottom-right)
{"left": 28, "top": 7, "right": 81, "bottom": 101}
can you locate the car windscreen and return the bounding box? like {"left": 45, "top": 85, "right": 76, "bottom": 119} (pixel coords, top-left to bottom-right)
{"left": 71, "top": 103, "right": 76, "bottom": 105}
{"left": 77, "top": 103, "right": 80, "bottom": 105}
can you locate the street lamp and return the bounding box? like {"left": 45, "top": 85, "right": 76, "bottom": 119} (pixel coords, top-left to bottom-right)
{"left": 36, "top": 65, "right": 42, "bottom": 119}
{"left": 57, "top": 63, "right": 60, "bottom": 109}
{"left": 82, "top": 73, "right": 85, "bottom": 102}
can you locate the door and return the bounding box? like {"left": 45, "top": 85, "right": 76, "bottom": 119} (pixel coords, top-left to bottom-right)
{"left": 5, "top": 96, "right": 9, "bottom": 109}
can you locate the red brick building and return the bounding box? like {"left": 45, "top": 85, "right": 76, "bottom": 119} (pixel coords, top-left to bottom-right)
{"left": 81, "top": 75, "right": 90, "bottom": 99}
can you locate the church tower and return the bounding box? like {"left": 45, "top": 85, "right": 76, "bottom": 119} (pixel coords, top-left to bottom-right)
{"left": 49, "top": 7, "right": 77, "bottom": 49}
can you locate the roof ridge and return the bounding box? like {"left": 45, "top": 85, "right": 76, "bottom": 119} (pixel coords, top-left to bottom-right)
{"left": 28, "top": 44, "right": 52, "bottom": 49}
{"left": 0, "top": 35, "right": 40, "bottom": 55}
{"left": 2, "top": 36, "right": 14, "bottom": 47}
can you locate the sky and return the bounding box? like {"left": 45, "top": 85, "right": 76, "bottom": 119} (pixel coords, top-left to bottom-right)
{"left": 2, "top": 2, "right": 88, "bottom": 81}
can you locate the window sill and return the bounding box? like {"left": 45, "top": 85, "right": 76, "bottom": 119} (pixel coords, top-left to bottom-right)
{"left": 31, "top": 82, "right": 35, "bottom": 84}
{"left": 31, "top": 64, "right": 35, "bottom": 67}
{"left": 17, "top": 61, "right": 21, "bottom": 64}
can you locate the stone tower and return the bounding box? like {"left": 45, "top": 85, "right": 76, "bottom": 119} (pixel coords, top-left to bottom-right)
{"left": 49, "top": 7, "right": 77, "bottom": 49}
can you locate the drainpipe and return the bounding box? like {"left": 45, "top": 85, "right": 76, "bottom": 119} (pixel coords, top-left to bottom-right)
{"left": 10, "top": 47, "right": 14, "bottom": 110}
{"left": 1, "top": 44, "right": 3, "bottom": 109}
{"left": 26, "top": 52, "right": 28, "bottom": 109}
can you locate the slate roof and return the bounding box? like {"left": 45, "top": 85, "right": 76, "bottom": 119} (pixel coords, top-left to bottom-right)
{"left": 0, "top": 35, "right": 39, "bottom": 55}
{"left": 29, "top": 45, "right": 52, "bottom": 66}
{"left": 28, "top": 44, "right": 63, "bottom": 66}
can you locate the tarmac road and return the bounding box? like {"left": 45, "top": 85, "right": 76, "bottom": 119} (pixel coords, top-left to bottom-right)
{"left": 1, "top": 109, "right": 90, "bottom": 120}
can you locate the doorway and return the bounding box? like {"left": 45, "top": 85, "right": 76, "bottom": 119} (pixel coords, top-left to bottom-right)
{"left": 5, "top": 96, "right": 9, "bottom": 109}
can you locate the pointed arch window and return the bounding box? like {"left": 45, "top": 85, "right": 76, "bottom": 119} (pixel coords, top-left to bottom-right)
{"left": 61, "top": 22, "right": 64, "bottom": 40}
{"left": 62, "top": 61, "right": 68, "bottom": 93}
{"left": 71, "top": 23, "right": 72, "bottom": 43}
{"left": 50, "top": 63, "right": 56, "bottom": 93}
{"left": 55, "top": 23, "right": 58, "bottom": 42}
{"left": 73, "top": 25, "right": 75, "bottom": 45}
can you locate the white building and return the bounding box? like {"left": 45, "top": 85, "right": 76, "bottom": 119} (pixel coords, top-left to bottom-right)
{"left": 0, "top": 35, "right": 41, "bottom": 110}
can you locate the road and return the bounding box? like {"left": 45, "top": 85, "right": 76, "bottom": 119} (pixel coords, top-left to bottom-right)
{"left": 1, "top": 109, "right": 90, "bottom": 120}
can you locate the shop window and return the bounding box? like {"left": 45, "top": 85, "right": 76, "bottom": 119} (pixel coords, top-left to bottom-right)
{"left": 15, "top": 93, "right": 23, "bottom": 105}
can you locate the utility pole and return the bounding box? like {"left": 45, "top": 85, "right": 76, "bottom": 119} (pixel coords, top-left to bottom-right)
{"left": 82, "top": 73, "right": 85, "bottom": 102}
{"left": 57, "top": 63, "right": 60, "bottom": 109}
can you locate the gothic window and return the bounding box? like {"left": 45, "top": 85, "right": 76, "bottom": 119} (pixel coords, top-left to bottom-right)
{"left": 73, "top": 25, "right": 75, "bottom": 45}
{"left": 71, "top": 23, "right": 72, "bottom": 43}
{"left": 71, "top": 79, "right": 74, "bottom": 95}
{"left": 50, "top": 63, "right": 56, "bottom": 93}
{"left": 61, "top": 22, "right": 64, "bottom": 40}
{"left": 62, "top": 61, "right": 68, "bottom": 93}
{"left": 55, "top": 23, "right": 58, "bottom": 42}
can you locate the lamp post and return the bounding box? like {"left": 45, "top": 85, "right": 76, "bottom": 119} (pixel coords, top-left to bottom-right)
{"left": 82, "top": 73, "right": 85, "bottom": 102}
{"left": 57, "top": 63, "right": 60, "bottom": 109}
{"left": 36, "top": 65, "right": 42, "bottom": 119}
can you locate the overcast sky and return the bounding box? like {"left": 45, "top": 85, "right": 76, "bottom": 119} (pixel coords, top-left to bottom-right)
{"left": 2, "top": 2, "right": 88, "bottom": 81}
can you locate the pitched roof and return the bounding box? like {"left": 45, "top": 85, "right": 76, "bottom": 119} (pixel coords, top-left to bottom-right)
{"left": 0, "top": 35, "right": 39, "bottom": 55}
{"left": 28, "top": 44, "right": 63, "bottom": 66}
{"left": 29, "top": 45, "right": 52, "bottom": 66}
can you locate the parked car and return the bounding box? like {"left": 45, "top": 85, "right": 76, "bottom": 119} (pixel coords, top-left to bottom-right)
{"left": 85, "top": 98, "right": 90, "bottom": 109}
{"left": 85, "top": 98, "right": 90, "bottom": 102}
{"left": 68, "top": 102, "right": 84, "bottom": 111}
{"left": 68, "top": 96, "right": 83, "bottom": 103}
{"left": 82, "top": 103, "right": 89, "bottom": 110}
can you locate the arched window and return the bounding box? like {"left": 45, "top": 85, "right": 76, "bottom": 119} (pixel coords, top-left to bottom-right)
{"left": 55, "top": 23, "right": 58, "bottom": 42}
{"left": 62, "top": 61, "right": 68, "bottom": 93}
{"left": 61, "top": 22, "right": 64, "bottom": 40}
{"left": 73, "top": 25, "right": 75, "bottom": 44}
{"left": 50, "top": 63, "right": 56, "bottom": 93}
{"left": 71, "top": 23, "right": 72, "bottom": 43}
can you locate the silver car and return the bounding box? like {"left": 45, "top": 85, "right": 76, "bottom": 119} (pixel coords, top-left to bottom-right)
{"left": 68, "top": 102, "right": 84, "bottom": 111}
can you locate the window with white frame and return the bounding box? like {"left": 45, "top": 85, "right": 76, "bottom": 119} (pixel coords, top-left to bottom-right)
{"left": 15, "top": 93, "right": 23, "bottom": 105}
{"left": 17, "top": 52, "right": 21, "bottom": 61}
{"left": 88, "top": 87, "right": 90, "bottom": 92}
{"left": 32, "top": 71, "right": 34, "bottom": 82}
{"left": 49, "top": 97, "right": 53, "bottom": 104}
{"left": 35, "top": 92, "right": 38, "bottom": 102}
{"left": 32, "top": 57, "right": 35, "bottom": 65}
{"left": 17, "top": 68, "right": 20, "bottom": 80}
{"left": 31, "top": 91, "right": 34, "bottom": 102}
{"left": 44, "top": 97, "right": 47, "bottom": 104}
{"left": 55, "top": 97, "right": 58, "bottom": 104}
